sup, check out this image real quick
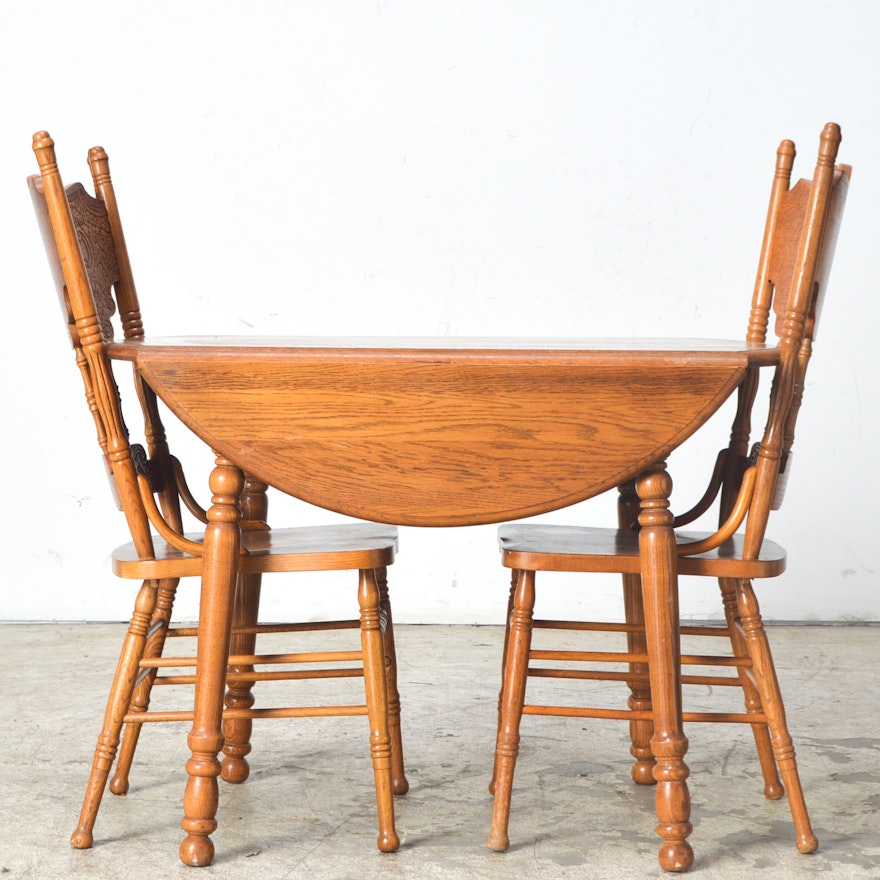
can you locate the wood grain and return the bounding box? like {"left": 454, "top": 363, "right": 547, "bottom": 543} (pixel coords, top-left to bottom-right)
{"left": 129, "top": 340, "right": 767, "bottom": 526}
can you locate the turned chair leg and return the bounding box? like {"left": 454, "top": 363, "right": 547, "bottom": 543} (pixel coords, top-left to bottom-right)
{"left": 221, "top": 572, "right": 262, "bottom": 783}
{"left": 623, "top": 572, "right": 656, "bottom": 784}
{"left": 221, "top": 473, "right": 270, "bottom": 783}
{"left": 71, "top": 579, "right": 159, "bottom": 849}
{"left": 718, "top": 577, "right": 783, "bottom": 799}
{"left": 735, "top": 578, "right": 817, "bottom": 853}
{"left": 377, "top": 566, "right": 409, "bottom": 796}
{"left": 110, "top": 577, "right": 179, "bottom": 796}
{"left": 359, "top": 568, "right": 399, "bottom": 852}
{"left": 488, "top": 568, "right": 536, "bottom": 852}
{"left": 617, "top": 481, "right": 656, "bottom": 784}
{"left": 489, "top": 571, "right": 517, "bottom": 796}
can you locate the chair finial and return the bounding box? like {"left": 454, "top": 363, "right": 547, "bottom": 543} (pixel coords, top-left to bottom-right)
{"left": 775, "top": 140, "right": 796, "bottom": 180}
{"left": 818, "top": 123, "right": 842, "bottom": 165}
{"left": 32, "top": 131, "right": 59, "bottom": 174}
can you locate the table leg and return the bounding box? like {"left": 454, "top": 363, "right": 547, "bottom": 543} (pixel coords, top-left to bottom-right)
{"left": 636, "top": 464, "right": 694, "bottom": 872}
{"left": 179, "top": 455, "right": 243, "bottom": 867}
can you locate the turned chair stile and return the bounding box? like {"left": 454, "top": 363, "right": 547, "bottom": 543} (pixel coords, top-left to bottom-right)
{"left": 30, "top": 131, "right": 407, "bottom": 866}
{"left": 487, "top": 123, "right": 850, "bottom": 870}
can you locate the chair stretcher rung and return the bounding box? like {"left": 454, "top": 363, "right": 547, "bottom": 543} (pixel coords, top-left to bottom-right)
{"left": 534, "top": 619, "right": 645, "bottom": 633}
{"left": 683, "top": 711, "right": 768, "bottom": 724}
{"left": 681, "top": 626, "right": 730, "bottom": 637}
{"left": 123, "top": 704, "right": 369, "bottom": 724}
{"left": 529, "top": 668, "right": 640, "bottom": 683}
{"left": 528, "top": 668, "right": 743, "bottom": 687}
{"left": 682, "top": 654, "right": 750, "bottom": 667}
{"left": 154, "top": 667, "right": 365, "bottom": 685}
{"left": 522, "top": 705, "right": 767, "bottom": 724}
{"left": 167, "top": 619, "right": 360, "bottom": 638}
{"left": 682, "top": 674, "right": 744, "bottom": 687}
{"left": 524, "top": 705, "right": 653, "bottom": 720}
{"left": 533, "top": 619, "right": 730, "bottom": 638}
{"left": 141, "top": 650, "right": 362, "bottom": 669}
{"left": 529, "top": 649, "right": 750, "bottom": 667}
{"left": 530, "top": 649, "right": 648, "bottom": 663}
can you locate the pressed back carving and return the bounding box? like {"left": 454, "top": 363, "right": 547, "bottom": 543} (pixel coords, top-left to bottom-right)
{"left": 67, "top": 182, "right": 120, "bottom": 342}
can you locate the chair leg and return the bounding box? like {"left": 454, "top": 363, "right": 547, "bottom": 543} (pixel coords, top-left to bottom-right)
{"left": 221, "top": 572, "right": 262, "bottom": 783}
{"left": 489, "top": 570, "right": 517, "bottom": 796}
{"left": 617, "top": 480, "right": 656, "bottom": 785}
{"left": 377, "top": 566, "right": 409, "bottom": 796}
{"left": 734, "top": 579, "right": 817, "bottom": 854}
{"left": 221, "top": 473, "right": 269, "bottom": 783}
{"left": 718, "top": 577, "right": 783, "bottom": 799}
{"left": 109, "top": 577, "right": 179, "bottom": 795}
{"left": 358, "top": 568, "right": 399, "bottom": 852}
{"left": 71, "top": 579, "right": 159, "bottom": 849}
{"left": 623, "top": 572, "right": 657, "bottom": 785}
{"left": 488, "top": 568, "right": 536, "bottom": 852}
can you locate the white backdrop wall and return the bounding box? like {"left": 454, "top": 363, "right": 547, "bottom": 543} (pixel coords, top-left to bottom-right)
{"left": 1, "top": 1, "right": 876, "bottom": 623}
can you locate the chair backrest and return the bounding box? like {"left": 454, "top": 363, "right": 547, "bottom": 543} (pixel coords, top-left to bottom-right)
{"left": 29, "top": 131, "right": 185, "bottom": 559}
{"left": 720, "top": 123, "right": 850, "bottom": 557}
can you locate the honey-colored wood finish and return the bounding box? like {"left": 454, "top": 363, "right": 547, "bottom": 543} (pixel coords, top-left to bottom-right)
{"left": 488, "top": 123, "right": 850, "bottom": 871}
{"left": 29, "top": 133, "right": 406, "bottom": 866}
{"left": 114, "top": 337, "right": 775, "bottom": 527}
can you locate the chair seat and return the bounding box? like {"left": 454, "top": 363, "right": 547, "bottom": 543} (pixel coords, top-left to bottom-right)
{"left": 498, "top": 523, "right": 785, "bottom": 578}
{"left": 113, "top": 523, "right": 398, "bottom": 578}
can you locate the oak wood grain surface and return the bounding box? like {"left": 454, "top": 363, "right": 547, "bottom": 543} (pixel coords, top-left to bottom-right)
{"left": 113, "top": 336, "right": 776, "bottom": 526}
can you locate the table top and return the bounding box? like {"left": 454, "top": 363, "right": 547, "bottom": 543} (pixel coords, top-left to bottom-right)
{"left": 109, "top": 334, "right": 778, "bottom": 357}
{"left": 110, "top": 336, "right": 777, "bottom": 526}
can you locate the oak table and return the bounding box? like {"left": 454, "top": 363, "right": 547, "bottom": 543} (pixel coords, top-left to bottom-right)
{"left": 109, "top": 335, "right": 779, "bottom": 871}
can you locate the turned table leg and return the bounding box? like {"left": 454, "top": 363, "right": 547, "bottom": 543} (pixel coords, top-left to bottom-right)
{"left": 637, "top": 465, "right": 694, "bottom": 872}
{"left": 179, "top": 455, "right": 243, "bottom": 867}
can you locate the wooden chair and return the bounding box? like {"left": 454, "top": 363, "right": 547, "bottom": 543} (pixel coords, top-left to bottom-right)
{"left": 487, "top": 123, "right": 850, "bottom": 867}
{"left": 29, "top": 131, "right": 407, "bottom": 865}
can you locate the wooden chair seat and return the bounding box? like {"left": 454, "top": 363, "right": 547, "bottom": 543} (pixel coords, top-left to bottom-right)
{"left": 499, "top": 523, "right": 786, "bottom": 578}
{"left": 113, "top": 522, "right": 399, "bottom": 578}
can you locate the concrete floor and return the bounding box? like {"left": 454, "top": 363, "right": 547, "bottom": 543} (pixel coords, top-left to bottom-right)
{"left": 0, "top": 623, "right": 878, "bottom": 879}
